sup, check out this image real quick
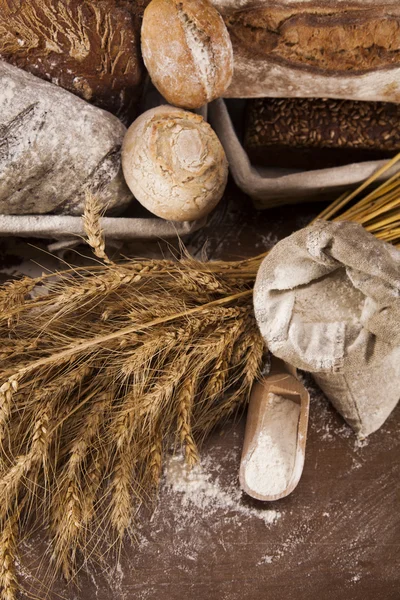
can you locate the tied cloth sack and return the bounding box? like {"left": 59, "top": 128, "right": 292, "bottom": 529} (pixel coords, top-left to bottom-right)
{"left": 254, "top": 221, "right": 400, "bottom": 438}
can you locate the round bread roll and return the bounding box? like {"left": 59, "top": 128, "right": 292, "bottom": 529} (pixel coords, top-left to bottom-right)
{"left": 141, "top": 0, "right": 233, "bottom": 109}
{"left": 122, "top": 106, "right": 228, "bottom": 221}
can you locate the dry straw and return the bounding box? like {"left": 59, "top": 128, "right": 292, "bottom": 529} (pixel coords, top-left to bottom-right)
{"left": 0, "top": 156, "right": 399, "bottom": 598}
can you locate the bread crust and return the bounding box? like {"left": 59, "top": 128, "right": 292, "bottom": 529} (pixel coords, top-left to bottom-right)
{"left": 220, "top": 1, "right": 400, "bottom": 102}
{"left": 122, "top": 106, "right": 228, "bottom": 221}
{"left": 0, "top": 61, "right": 131, "bottom": 215}
{"left": 0, "top": 0, "right": 147, "bottom": 122}
{"left": 142, "top": 0, "right": 233, "bottom": 109}
{"left": 226, "top": 4, "right": 400, "bottom": 74}
{"left": 244, "top": 97, "right": 400, "bottom": 170}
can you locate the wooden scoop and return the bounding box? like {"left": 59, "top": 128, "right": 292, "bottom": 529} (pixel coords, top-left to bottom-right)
{"left": 239, "top": 358, "right": 310, "bottom": 501}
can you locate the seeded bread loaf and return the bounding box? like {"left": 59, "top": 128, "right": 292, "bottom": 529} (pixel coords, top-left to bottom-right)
{"left": 244, "top": 98, "right": 400, "bottom": 170}
{"left": 213, "top": 1, "right": 400, "bottom": 103}
{"left": 0, "top": 0, "right": 148, "bottom": 123}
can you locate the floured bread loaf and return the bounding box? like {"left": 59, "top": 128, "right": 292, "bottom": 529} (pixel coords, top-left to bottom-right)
{"left": 122, "top": 106, "right": 228, "bottom": 221}
{"left": 141, "top": 0, "right": 233, "bottom": 109}
{"left": 212, "top": 0, "right": 400, "bottom": 103}
{"left": 0, "top": 62, "right": 132, "bottom": 215}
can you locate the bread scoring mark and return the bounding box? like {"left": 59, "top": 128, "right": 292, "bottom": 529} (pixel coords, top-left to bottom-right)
{"left": 226, "top": 5, "right": 400, "bottom": 74}
{"left": 0, "top": 103, "right": 41, "bottom": 166}
{"left": 59, "top": 145, "right": 123, "bottom": 213}
{"left": 176, "top": 2, "right": 216, "bottom": 102}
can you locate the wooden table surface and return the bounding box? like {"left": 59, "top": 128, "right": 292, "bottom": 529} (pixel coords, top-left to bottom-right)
{"left": 1, "top": 181, "right": 399, "bottom": 600}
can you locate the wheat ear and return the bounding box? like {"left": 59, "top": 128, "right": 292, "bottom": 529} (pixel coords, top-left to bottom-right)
{"left": 82, "top": 192, "right": 112, "bottom": 264}
{"left": 0, "top": 512, "right": 18, "bottom": 600}
{"left": 177, "top": 376, "right": 199, "bottom": 467}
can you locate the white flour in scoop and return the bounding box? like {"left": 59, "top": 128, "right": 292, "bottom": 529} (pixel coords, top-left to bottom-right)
{"left": 244, "top": 393, "right": 300, "bottom": 496}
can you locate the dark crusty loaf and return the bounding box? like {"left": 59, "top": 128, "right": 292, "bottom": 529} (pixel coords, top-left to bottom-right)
{"left": 244, "top": 98, "right": 400, "bottom": 171}
{"left": 220, "top": 1, "right": 400, "bottom": 103}
{"left": 0, "top": 0, "right": 148, "bottom": 123}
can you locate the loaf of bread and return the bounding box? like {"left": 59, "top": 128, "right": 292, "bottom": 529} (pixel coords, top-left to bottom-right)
{"left": 244, "top": 98, "right": 400, "bottom": 170}
{"left": 0, "top": 0, "right": 147, "bottom": 122}
{"left": 215, "top": 1, "right": 400, "bottom": 103}
{"left": 122, "top": 106, "right": 228, "bottom": 221}
{"left": 141, "top": 0, "right": 233, "bottom": 109}
{"left": 0, "top": 62, "right": 132, "bottom": 215}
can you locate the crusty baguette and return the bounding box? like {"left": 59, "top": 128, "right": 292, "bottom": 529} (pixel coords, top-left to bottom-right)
{"left": 211, "top": 1, "right": 400, "bottom": 103}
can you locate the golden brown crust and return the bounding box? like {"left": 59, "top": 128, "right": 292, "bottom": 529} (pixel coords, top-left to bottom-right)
{"left": 181, "top": 0, "right": 233, "bottom": 97}
{"left": 142, "top": 0, "right": 233, "bottom": 109}
{"left": 225, "top": 4, "right": 400, "bottom": 74}
{"left": 142, "top": 0, "right": 203, "bottom": 107}
{"left": 122, "top": 105, "right": 228, "bottom": 221}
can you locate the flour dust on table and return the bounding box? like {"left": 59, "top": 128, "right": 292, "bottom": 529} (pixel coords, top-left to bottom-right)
{"left": 164, "top": 453, "right": 281, "bottom": 526}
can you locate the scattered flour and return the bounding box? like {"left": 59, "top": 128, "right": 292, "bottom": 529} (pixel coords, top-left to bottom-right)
{"left": 243, "top": 393, "right": 300, "bottom": 496}
{"left": 257, "top": 554, "right": 274, "bottom": 565}
{"left": 164, "top": 454, "right": 281, "bottom": 526}
{"left": 354, "top": 437, "right": 369, "bottom": 449}
{"left": 254, "top": 231, "right": 279, "bottom": 251}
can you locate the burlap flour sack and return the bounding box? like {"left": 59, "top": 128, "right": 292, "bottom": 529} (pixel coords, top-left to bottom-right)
{"left": 254, "top": 221, "right": 400, "bottom": 437}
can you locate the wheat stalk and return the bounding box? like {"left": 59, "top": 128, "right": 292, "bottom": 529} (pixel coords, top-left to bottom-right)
{"left": 177, "top": 376, "right": 200, "bottom": 467}
{"left": 0, "top": 378, "right": 18, "bottom": 444}
{"left": 82, "top": 192, "right": 113, "bottom": 264}
{"left": 0, "top": 511, "right": 18, "bottom": 600}
{"left": 148, "top": 430, "right": 163, "bottom": 488}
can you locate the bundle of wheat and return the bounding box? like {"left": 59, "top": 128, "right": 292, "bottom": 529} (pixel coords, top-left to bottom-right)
{"left": 316, "top": 153, "right": 400, "bottom": 246}
{"left": 0, "top": 154, "right": 399, "bottom": 598}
